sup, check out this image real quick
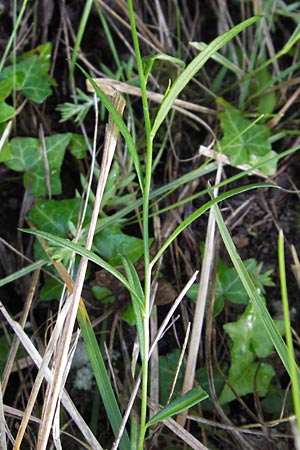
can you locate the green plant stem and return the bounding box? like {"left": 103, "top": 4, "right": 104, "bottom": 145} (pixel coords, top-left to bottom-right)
{"left": 70, "top": 0, "right": 93, "bottom": 87}
{"left": 278, "top": 230, "right": 300, "bottom": 430}
{"left": 127, "top": 1, "right": 153, "bottom": 448}
{"left": 0, "top": 0, "right": 28, "bottom": 72}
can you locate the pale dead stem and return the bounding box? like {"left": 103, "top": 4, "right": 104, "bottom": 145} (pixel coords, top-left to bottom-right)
{"left": 111, "top": 271, "right": 204, "bottom": 450}
{"left": 95, "top": 0, "right": 165, "bottom": 53}
{"left": 291, "top": 245, "right": 300, "bottom": 290}
{"left": 34, "top": 90, "right": 126, "bottom": 450}
{"left": 87, "top": 77, "right": 216, "bottom": 116}
{"left": 1, "top": 267, "right": 40, "bottom": 392}
{"left": 0, "top": 301, "right": 103, "bottom": 450}
{"left": 0, "top": 377, "right": 7, "bottom": 450}
{"left": 0, "top": 86, "right": 125, "bottom": 450}
{"left": 177, "top": 161, "right": 223, "bottom": 428}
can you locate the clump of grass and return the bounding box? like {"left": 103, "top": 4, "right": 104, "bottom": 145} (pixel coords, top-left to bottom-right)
{"left": 0, "top": 1, "right": 300, "bottom": 450}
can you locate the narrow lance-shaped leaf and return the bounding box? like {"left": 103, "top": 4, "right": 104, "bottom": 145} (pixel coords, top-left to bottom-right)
{"left": 146, "top": 387, "right": 208, "bottom": 428}
{"left": 77, "top": 304, "right": 131, "bottom": 450}
{"left": 209, "top": 185, "right": 300, "bottom": 384}
{"left": 121, "top": 255, "right": 145, "bottom": 361}
{"left": 151, "top": 16, "right": 260, "bottom": 137}
{"left": 76, "top": 65, "right": 144, "bottom": 192}
{"left": 20, "top": 228, "right": 142, "bottom": 306}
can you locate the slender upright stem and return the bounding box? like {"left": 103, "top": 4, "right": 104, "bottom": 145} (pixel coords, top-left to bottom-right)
{"left": 127, "top": 1, "right": 153, "bottom": 448}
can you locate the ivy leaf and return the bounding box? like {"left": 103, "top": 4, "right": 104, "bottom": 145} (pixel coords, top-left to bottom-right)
{"left": 28, "top": 197, "right": 92, "bottom": 300}
{"left": 0, "top": 102, "right": 15, "bottom": 122}
{"left": 28, "top": 197, "right": 89, "bottom": 237}
{"left": 0, "top": 77, "right": 13, "bottom": 101}
{"left": 216, "top": 258, "right": 274, "bottom": 305}
{"left": 218, "top": 98, "right": 277, "bottom": 175}
{"left": 6, "top": 133, "right": 72, "bottom": 195}
{"left": 219, "top": 302, "right": 276, "bottom": 405}
{"left": 93, "top": 225, "right": 146, "bottom": 266}
{"left": 0, "top": 43, "right": 54, "bottom": 103}
{"left": 19, "top": 42, "right": 53, "bottom": 74}
{"left": 159, "top": 349, "right": 185, "bottom": 404}
{"left": 18, "top": 56, "right": 53, "bottom": 102}
{"left": 69, "top": 133, "right": 88, "bottom": 159}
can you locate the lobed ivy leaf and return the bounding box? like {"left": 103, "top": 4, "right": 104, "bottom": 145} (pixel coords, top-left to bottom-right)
{"left": 219, "top": 302, "right": 278, "bottom": 405}
{"left": 6, "top": 133, "right": 72, "bottom": 195}
{"left": 218, "top": 98, "right": 277, "bottom": 175}
{"left": 1, "top": 42, "right": 55, "bottom": 103}
{"left": 28, "top": 197, "right": 92, "bottom": 300}
{"left": 216, "top": 258, "right": 274, "bottom": 305}
{"left": 28, "top": 197, "right": 90, "bottom": 237}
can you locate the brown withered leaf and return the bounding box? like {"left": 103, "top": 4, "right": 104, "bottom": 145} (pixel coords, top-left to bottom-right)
{"left": 91, "top": 267, "right": 177, "bottom": 306}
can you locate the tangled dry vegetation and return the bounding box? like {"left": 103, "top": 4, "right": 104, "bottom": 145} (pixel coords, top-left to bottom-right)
{"left": 0, "top": 1, "right": 300, "bottom": 449}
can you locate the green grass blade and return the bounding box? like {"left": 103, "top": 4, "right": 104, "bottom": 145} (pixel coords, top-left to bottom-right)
{"left": 190, "top": 42, "right": 244, "bottom": 76}
{"left": 0, "top": 260, "right": 46, "bottom": 287}
{"left": 0, "top": 0, "right": 28, "bottom": 72}
{"left": 76, "top": 65, "right": 144, "bottom": 192}
{"left": 151, "top": 183, "right": 274, "bottom": 267}
{"left": 211, "top": 189, "right": 300, "bottom": 383}
{"left": 278, "top": 230, "right": 300, "bottom": 428}
{"left": 121, "top": 255, "right": 145, "bottom": 311}
{"left": 146, "top": 387, "right": 208, "bottom": 428}
{"left": 151, "top": 16, "right": 260, "bottom": 137}
{"left": 20, "top": 229, "right": 141, "bottom": 306}
{"left": 70, "top": 0, "right": 94, "bottom": 86}
{"left": 121, "top": 255, "right": 145, "bottom": 361}
{"left": 77, "top": 306, "right": 131, "bottom": 450}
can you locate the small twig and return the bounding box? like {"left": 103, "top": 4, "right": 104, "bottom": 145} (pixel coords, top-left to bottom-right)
{"left": 39, "top": 124, "right": 52, "bottom": 198}
{"left": 87, "top": 77, "right": 216, "bottom": 115}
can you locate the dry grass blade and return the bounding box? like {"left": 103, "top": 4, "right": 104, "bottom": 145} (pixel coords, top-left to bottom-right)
{"left": 96, "top": 0, "right": 164, "bottom": 52}
{"left": 12, "top": 295, "right": 73, "bottom": 450}
{"left": 0, "top": 120, "right": 12, "bottom": 153}
{"left": 199, "top": 145, "right": 269, "bottom": 179}
{"left": 291, "top": 244, "right": 300, "bottom": 290}
{"left": 0, "top": 301, "right": 103, "bottom": 450}
{"left": 111, "top": 272, "right": 198, "bottom": 450}
{"left": 147, "top": 397, "right": 209, "bottom": 450}
{"left": 35, "top": 89, "right": 125, "bottom": 450}
{"left": 3, "top": 405, "right": 40, "bottom": 424}
{"left": 2, "top": 267, "right": 40, "bottom": 393}
{"left": 0, "top": 380, "right": 7, "bottom": 450}
{"left": 87, "top": 78, "right": 215, "bottom": 115}
{"left": 178, "top": 162, "right": 223, "bottom": 427}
